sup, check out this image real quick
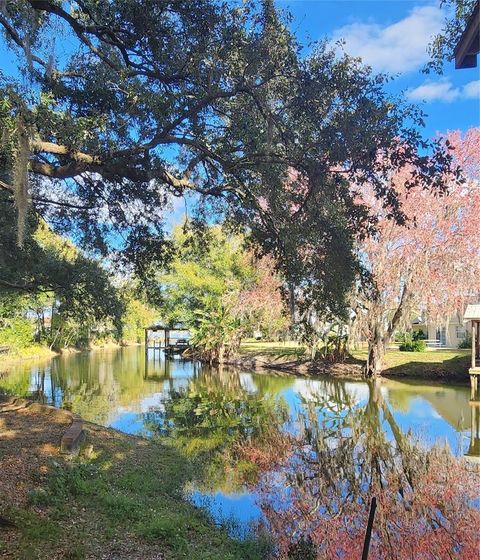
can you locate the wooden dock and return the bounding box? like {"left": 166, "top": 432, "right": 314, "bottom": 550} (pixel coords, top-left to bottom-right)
{"left": 144, "top": 324, "right": 190, "bottom": 356}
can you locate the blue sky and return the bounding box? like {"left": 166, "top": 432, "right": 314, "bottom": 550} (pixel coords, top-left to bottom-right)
{"left": 276, "top": 0, "right": 479, "bottom": 138}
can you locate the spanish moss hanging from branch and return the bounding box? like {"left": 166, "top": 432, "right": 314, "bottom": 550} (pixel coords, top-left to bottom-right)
{"left": 13, "top": 115, "right": 30, "bottom": 247}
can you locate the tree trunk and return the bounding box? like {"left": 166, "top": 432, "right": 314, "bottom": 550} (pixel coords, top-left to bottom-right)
{"left": 363, "top": 280, "right": 412, "bottom": 378}
{"left": 288, "top": 283, "right": 296, "bottom": 327}
{"left": 363, "top": 324, "right": 385, "bottom": 378}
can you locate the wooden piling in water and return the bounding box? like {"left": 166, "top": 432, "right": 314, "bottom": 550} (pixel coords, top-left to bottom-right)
{"left": 362, "top": 496, "right": 377, "bottom": 560}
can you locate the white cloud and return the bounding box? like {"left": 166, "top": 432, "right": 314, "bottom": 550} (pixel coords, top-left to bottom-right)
{"left": 407, "top": 78, "right": 460, "bottom": 102}
{"left": 463, "top": 80, "right": 480, "bottom": 99}
{"left": 407, "top": 78, "right": 480, "bottom": 103}
{"left": 331, "top": 5, "right": 444, "bottom": 74}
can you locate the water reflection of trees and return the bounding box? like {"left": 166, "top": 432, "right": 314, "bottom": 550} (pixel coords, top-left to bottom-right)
{"left": 2, "top": 353, "right": 479, "bottom": 558}
{"left": 143, "top": 366, "right": 290, "bottom": 493}
{"left": 1, "top": 348, "right": 168, "bottom": 424}
{"left": 250, "top": 380, "right": 480, "bottom": 559}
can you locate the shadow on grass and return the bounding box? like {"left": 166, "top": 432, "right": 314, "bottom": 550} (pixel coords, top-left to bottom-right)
{"left": 342, "top": 353, "right": 365, "bottom": 366}
{"left": 381, "top": 352, "right": 470, "bottom": 380}
{"left": 0, "top": 405, "right": 270, "bottom": 560}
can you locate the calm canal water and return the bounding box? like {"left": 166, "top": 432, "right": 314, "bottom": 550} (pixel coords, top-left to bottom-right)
{"left": 1, "top": 347, "right": 479, "bottom": 556}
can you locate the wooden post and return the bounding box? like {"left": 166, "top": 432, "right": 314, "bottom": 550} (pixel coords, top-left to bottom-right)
{"left": 472, "top": 322, "right": 476, "bottom": 370}
{"left": 362, "top": 497, "right": 377, "bottom": 560}
{"left": 144, "top": 328, "right": 149, "bottom": 365}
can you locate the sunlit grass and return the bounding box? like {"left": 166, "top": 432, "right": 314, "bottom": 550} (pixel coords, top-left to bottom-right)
{"left": 240, "top": 340, "right": 470, "bottom": 376}
{"left": 351, "top": 347, "right": 470, "bottom": 375}
{"left": 240, "top": 339, "right": 305, "bottom": 358}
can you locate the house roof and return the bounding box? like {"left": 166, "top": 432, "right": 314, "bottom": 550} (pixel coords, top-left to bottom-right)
{"left": 463, "top": 304, "right": 480, "bottom": 320}
{"left": 454, "top": 1, "right": 480, "bottom": 69}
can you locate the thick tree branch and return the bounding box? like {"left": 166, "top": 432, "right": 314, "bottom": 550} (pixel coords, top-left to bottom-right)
{"left": 0, "top": 277, "right": 53, "bottom": 293}
{"left": 31, "top": 141, "right": 101, "bottom": 165}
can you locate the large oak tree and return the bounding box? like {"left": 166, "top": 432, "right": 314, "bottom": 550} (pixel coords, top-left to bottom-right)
{"left": 0, "top": 0, "right": 453, "bottom": 315}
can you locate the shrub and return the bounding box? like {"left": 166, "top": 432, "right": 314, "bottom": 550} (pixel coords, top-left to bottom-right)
{"left": 394, "top": 331, "right": 407, "bottom": 343}
{"left": 412, "top": 329, "right": 426, "bottom": 340}
{"left": 459, "top": 334, "right": 472, "bottom": 349}
{"left": 399, "top": 339, "right": 426, "bottom": 352}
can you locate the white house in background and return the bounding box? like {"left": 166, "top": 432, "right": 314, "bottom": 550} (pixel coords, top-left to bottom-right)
{"left": 412, "top": 313, "right": 471, "bottom": 348}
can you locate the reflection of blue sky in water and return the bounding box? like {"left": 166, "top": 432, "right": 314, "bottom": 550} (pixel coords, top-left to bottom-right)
{"left": 261, "top": 378, "right": 469, "bottom": 455}
{"left": 189, "top": 490, "right": 262, "bottom": 539}
{"left": 1, "top": 347, "right": 474, "bottom": 535}
{"left": 109, "top": 411, "right": 152, "bottom": 436}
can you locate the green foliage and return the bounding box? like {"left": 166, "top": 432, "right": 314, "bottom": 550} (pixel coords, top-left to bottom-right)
{"left": 458, "top": 334, "right": 472, "bottom": 349}
{"left": 412, "top": 329, "right": 427, "bottom": 341}
{"left": 0, "top": 196, "right": 125, "bottom": 349}
{"left": 0, "top": 0, "right": 453, "bottom": 323}
{"left": 0, "top": 194, "right": 161, "bottom": 352}
{"left": 157, "top": 224, "right": 285, "bottom": 359}
{"left": 399, "top": 334, "right": 427, "bottom": 352}
{"left": 395, "top": 329, "right": 426, "bottom": 344}
{"left": 0, "top": 316, "right": 34, "bottom": 349}
{"left": 425, "top": 0, "right": 478, "bottom": 73}
{"left": 316, "top": 331, "right": 349, "bottom": 362}
{"left": 191, "top": 304, "right": 243, "bottom": 362}
{"left": 120, "top": 288, "right": 158, "bottom": 344}
{"left": 159, "top": 225, "right": 253, "bottom": 324}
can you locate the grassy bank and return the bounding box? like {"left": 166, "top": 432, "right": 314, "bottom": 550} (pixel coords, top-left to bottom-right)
{"left": 353, "top": 347, "right": 470, "bottom": 378}
{"left": 0, "top": 402, "right": 267, "bottom": 560}
{"left": 0, "top": 344, "right": 58, "bottom": 368}
{"left": 239, "top": 341, "right": 471, "bottom": 379}
{"left": 0, "top": 341, "right": 142, "bottom": 369}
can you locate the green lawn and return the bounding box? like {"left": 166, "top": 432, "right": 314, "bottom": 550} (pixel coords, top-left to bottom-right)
{"left": 240, "top": 339, "right": 305, "bottom": 359}
{"left": 240, "top": 340, "right": 471, "bottom": 378}
{"left": 352, "top": 347, "right": 470, "bottom": 377}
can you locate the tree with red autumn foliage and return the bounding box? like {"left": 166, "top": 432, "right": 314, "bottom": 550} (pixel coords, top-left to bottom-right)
{"left": 353, "top": 128, "right": 480, "bottom": 376}
{"left": 231, "top": 254, "right": 289, "bottom": 340}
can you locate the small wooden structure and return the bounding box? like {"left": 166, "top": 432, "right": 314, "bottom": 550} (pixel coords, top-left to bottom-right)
{"left": 466, "top": 393, "right": 480, "bottom": 462}
{"left": 464, "top": 304, "right": 480, "bottom": 391}
{"left": 454, "top": 1, "right": 480, "bottom": 69}
{"left": 144, "top": 324, "right": 190, "bottom": 356}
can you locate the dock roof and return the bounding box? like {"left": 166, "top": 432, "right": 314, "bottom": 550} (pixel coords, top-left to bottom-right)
{"left": 464, "top": 304, "right": 480, "bottom": 320}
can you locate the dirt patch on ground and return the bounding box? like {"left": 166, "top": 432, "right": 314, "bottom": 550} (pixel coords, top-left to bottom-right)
{"left": 0, "top": 398, "right": 72, "bottom": 508}
{"left": 0, "top": 399, "right": 166, "bottom": 559}
{"left": 0, "top": 398, "right": 257, "bottom": 560}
